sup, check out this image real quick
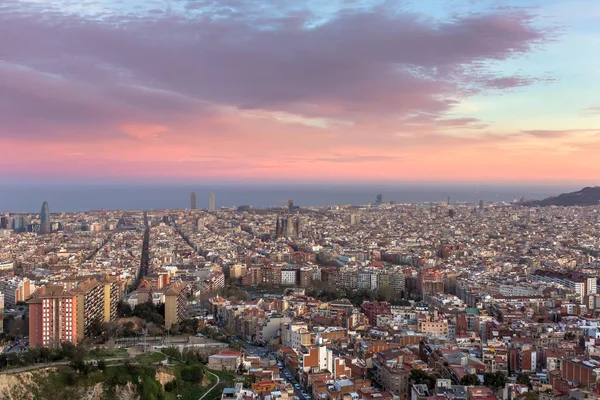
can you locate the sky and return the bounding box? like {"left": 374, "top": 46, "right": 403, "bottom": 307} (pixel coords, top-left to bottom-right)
{"left": 1, "top": 0, "right": 600, "bottom": 184}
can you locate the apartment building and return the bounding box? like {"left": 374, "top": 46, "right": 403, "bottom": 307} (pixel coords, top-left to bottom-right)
{"left": 282, "top": 322, "right": 313, "bottom": 350}
{"left": 28, "top": 285, "right": 78, "bottom": 348}
{"left": 72, "top": 278, "right": 105, "bottom": 341}
{"left": 299, "top": 340, "right": 351, "bottom": 379}
{"left": 372, "top": 349, "right": 411, "bottom": 400}
{"left": 101, "top": 276, "right": 120, "bottom": 323}
{"left": 298, "top": 267, "right": 313, "bottom": 287}
{"left": 0, "top": 277, "right": 34, "bottom": 307}
{"left": 255, "top": 314, "right": 291, "bottom": 345}
{"left": 361, "top": 301, "right": 391, "bottom": 326}
{"left": 281, "top": 269, "right": 298, "bottom": 285}
{"left": 418, "top": 319, "right": 449, "bottom": 338}
{"left": 164, "top": 280, "right": 188, "bottom": 328}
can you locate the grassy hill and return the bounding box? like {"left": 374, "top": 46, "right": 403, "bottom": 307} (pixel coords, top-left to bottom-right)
{"left": 0, "top": 348, "right": 236, "bottom": 400}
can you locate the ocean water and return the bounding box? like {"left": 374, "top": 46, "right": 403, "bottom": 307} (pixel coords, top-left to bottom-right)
{"left": 0, "top": 183, "right": 582, "bottom": 213}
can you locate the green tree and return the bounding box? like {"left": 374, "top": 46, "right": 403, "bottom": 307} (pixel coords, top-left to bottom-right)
{"left": 7, "top": 352, "right": 22, "bottom": 367}
{"left": 516, "top": 373, "right": 532, "bottom": 389}
{"left": 162, "top": 347, "right": 182, "bottom": 361}
{"left": 165, "top": 380, "right": 178, "bottom": 392}
{"left": 138, "top": 374, "right": 165, "bottom": 400}
{"left": 61, "top": 342, "right": 76, "bottom": 359}
{"left": 48, "top": 349, "right": 63, "bottom": 362}
{"left": 70, "top": 359, "right": 88, "bottom": 374}
{"left": 460, "top": 374, "right": 480, "bottom": 386}
{"left": 117, "top": 300, "right": 133, "bottom": 317}
{"left": 484, "top": 371, "right": 507, "bottom": 392}
{"left": 411, "top": 369, "right": 436, "bottom": 389}
{"left": 72, "top": 345, "right": 88, "bottom": 362}
{"left": 39, "top": 347, "right": 51, "bottom": 362}
{"left": 22, "top": 348, "right": 40, "bottom": 365}
{"left": 523, "top": 392, "right": 538, "bottom": 400}
{"left": 173, "top": 318, "right": 200, "bottom": 335}
{"left": 180, "top": 365, "right": 204, "bottom": 382}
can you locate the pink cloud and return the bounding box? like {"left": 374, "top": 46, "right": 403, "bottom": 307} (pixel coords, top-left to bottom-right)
{"left": 582, "top": 106, "right": 600, "bottom": 115}
{"left": 0, "top": 1, "right": 568, "bottom": 181}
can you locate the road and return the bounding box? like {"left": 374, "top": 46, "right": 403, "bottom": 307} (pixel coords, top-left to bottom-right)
{"left": 199, "top": 370, "right": 220, "bottom": 400}
{"left": 279, "top": 365, "right": 308, "bottom": 400}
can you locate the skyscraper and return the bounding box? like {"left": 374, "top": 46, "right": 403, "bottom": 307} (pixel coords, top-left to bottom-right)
{"left": 191, "top": 192, "right": 197, "bottom": 210}
{"left": 40, "top": 201, "right": 51, "bottom": 234}
{"left": 209, "top": 193, "right": 215, "bottom": 210}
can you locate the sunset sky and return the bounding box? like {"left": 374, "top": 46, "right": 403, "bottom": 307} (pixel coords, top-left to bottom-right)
{"left": 2, "top": 0, "right": 600, "bottom": 183}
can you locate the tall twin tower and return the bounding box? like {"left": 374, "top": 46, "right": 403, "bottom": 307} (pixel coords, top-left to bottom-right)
{"left": 190, "top": 192, "right": 215, "bottom": 210}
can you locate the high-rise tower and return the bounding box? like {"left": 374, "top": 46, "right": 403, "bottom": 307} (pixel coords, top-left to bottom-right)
{"left": 191, "top": 192, "right": 197, "bottom": 210}
{"left": 209, "top": 193, "right": 215, "bottom": 211}
{"left": 40, "top": 201, "right": 51, "bottom": 234}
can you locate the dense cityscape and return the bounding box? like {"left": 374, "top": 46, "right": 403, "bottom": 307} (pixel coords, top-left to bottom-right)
{"left": 2, "top": 0, "right": 600, "bottom": 398}
{"left": 1, "top": 193, "right": 600, "bottom": 400}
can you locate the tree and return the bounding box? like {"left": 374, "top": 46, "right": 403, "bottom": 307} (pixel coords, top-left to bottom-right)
{"left": 484, "top": 371, "right": 507, "bottom": 392}
{"left": 61, "top": 342, "right": 76, "bottom": 359}
{"left": 72, "top": 345, "right": 88, "bottom": 363}
{"left": 39, "top": 347, "right": 51, "bottom": 362}
{"left": 70, "top": 359, "right": 88, "bottom": 374}
{"left": 411, "top": 369, "right": 436, "bottom": 389}
{"left": 48, "top": 349, "right": 63, "bottom": 362}
{"left": 180, "top": 365, "right": 204, "bottom": 382}
{"left": 162, "top": 347, "right": 182, "bottom": 361}
{"left": 22, "top": 348, "right": 40, "bottom": 365}
{"left": 117, "top": 300, "right": 133, "bottom": 317}
{"left": 378, "top": 285, "right": 394, "bottom": 302}
{"left": 523, "top": 392, "right": 538, "bottom": 400}
{"left": 173, "top": 318, "right": 200, "bottom": 335}
{"left": 7, "top": 352, "right": 22, "bottom": 367}
{"left": 460, "top": 374, "right": 480, "bottom": 386}
{"left": 165, "top": 380, "right": 178, "bottom": 392}
{"left": 516, "top": 373, "right": 532, "bottom": 389}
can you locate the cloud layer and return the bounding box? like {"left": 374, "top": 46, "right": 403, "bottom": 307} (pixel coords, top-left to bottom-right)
{"left": 1, "top": 0, "right": 599, "bottom": 181}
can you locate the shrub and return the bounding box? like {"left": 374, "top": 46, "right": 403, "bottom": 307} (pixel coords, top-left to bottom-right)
{"left": 165, "top": 380, "right": 178, "bottom": 392}
{"left": 180, "top": 365, "right": 204, "bottom": 382}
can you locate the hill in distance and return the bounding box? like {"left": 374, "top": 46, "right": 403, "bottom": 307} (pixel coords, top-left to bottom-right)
{"left": 527, "top": 186, "right": 600, "bottom": 206}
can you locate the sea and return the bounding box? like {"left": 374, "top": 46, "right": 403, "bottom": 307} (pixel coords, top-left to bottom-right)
{"left": 0, "top": 183, "right": 584, "bottom": 213}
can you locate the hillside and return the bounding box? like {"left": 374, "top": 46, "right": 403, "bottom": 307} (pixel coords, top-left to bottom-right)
{"left": 0, "top": 347, "right": 231, "bottom": 400}
{"left": 527, "top": 186, "right": 600, "bottom": 207}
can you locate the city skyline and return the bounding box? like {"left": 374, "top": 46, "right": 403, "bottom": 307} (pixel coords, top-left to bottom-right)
{"left": 1, "top": 0, "right": 600, "bottom": 183}
{"left": 0, "top": 183, "right": 590, "bottom": 213}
